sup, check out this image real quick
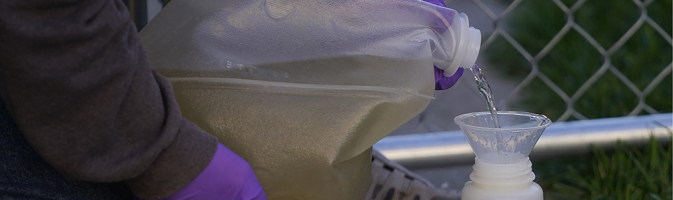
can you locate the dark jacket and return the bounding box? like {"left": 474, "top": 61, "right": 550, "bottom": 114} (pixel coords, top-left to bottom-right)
{"left": 0, "top": 0, "right": 217, "bottom": 199}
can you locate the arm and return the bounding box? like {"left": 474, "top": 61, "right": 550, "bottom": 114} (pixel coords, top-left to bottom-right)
{"left": 0, "top": 0, "right": 217, "bottom": 198}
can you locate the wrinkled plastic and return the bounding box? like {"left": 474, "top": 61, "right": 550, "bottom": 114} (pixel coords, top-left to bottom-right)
{"left": 139, "top": 0, "right": 461, "bottom": 199}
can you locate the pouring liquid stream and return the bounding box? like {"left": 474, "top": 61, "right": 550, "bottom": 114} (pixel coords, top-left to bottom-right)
{"left": 469, "top": 65, "right": 500, "bottom": 128}
{"left": 468, "top": 65, "right": 507, "bottom": 159}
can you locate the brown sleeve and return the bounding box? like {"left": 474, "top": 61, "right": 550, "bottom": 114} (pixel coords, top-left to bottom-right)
{"left": 0, "top": 0, "right": 217, "bottom": 199}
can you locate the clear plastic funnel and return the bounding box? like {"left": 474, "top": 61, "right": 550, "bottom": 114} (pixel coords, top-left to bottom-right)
{"left": 454, "top": 111, "right": 551, "bottom": 164}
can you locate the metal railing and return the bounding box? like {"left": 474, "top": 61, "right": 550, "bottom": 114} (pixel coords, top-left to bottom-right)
{"left": 448, "top": 0, "right": 671, "bottom": 122}
{"left": 375, "top": 113, "right": 672, "bottom": 169}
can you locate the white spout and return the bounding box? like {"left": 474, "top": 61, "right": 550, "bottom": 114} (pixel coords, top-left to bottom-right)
{"left": 443, "top": 13, "right": 482, "bottom": 77}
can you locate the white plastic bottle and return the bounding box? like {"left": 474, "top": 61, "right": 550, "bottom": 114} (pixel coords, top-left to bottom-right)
{"left": 461, "top": 157, "right": 543, "bottom": 200}
{"left": 440, "top": 13, "right": 482, "bottom": 77}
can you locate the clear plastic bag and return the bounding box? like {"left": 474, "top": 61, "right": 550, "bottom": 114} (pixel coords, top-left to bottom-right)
{"left": 139, "top": 0, "right": 478, "bottom": 199}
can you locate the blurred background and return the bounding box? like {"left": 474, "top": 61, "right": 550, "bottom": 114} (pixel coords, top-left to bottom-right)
{"left": 396, "top": 0, "right": 671, "bottom": 134}
{"left": 124, "top": 0, "right": 671, "bottom": 199}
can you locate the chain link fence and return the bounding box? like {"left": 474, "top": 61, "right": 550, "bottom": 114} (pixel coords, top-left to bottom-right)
{"left": 447, "top": 0, "right": 671, "bottom": 122}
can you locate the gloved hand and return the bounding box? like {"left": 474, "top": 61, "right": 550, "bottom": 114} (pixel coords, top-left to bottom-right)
{"left": 424, "top": 0, "right": 465, "bottom": 90}
{"left": 136, "top": 143, "right": 266, "bottom": 200}
{"left": 435, "top": 67, "right": 464, "bottom": 90}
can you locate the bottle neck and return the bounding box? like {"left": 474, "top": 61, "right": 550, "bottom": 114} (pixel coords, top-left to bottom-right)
{"left": 442, "top": 13, "right": 481, "bottom": 77}
{"left": 469, "top": 157, "right": 536, "bottom": 190}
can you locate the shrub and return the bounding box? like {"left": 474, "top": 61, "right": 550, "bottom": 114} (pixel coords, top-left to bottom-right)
{"left": 534, "top": 134, "right": 672, "bottom": 199}
{"left": 485, "top": 0, "right": 672, "bottom": 120}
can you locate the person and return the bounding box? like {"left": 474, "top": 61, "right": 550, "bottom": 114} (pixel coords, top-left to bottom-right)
{"left": 0, "top": 0, "right": 265, "bottom": 199}
{"left": 0, "top": 0, "right": 462, "bottom": 199}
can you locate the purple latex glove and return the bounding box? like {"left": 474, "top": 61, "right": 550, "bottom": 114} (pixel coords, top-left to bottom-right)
{"left": 435, "top": 67, "right": 464, "bottom": 90}
{"left": 422, "top": 0, "right": 447, "bottom": 6}
{"left": 137, "top": 143, "right": 266, "bottom": 200}
{"left": 423, "top": 0, "right": 464, "bottom": 90}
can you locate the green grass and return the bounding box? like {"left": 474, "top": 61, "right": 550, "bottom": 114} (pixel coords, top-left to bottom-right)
{"left": 485, "top": 0, "right": 672, "bottom": 120}
{"left": 533, "top": 133, "right": 672, "bottom": 200}
{"left": 485, "top": 1, "right": 673, "bottom": 198}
